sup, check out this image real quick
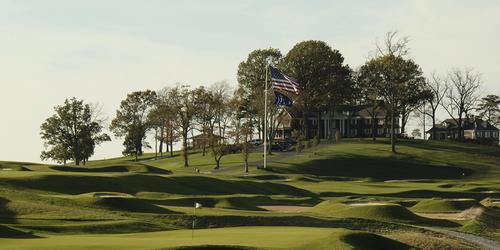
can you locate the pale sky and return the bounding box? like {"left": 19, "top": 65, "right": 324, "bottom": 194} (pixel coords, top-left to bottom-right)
{"left": 1, "top": 0, "right": 499, "bottom": 163}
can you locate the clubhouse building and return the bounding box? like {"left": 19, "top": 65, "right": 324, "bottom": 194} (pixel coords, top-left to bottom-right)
{"left": 276, "top": 105, "right": 401, "bottom": 139}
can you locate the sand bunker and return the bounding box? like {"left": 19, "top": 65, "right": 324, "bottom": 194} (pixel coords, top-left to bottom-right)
{"left": 384, "top": 179, "right": 433, "bottom": 183}
{"left": 93, "top": 193, "right": 134, "bottom": 198}
{"left": 416, "top": 207, "right": 484, "bottom": 221}
{"left": 480, "top": 190, "right": 499, "bottom": 194}
{"left": 258, "top": 205, "right": 311, "bottom": 213}
{"left": 343, "top": 201, "right": 392, "bottom": 206}
{"left": 1, "top": 168, "right": 12, "bottom": 171}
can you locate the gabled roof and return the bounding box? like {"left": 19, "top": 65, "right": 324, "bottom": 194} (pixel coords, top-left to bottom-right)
{"left": 426, "top": 117, "right": 499, "bottom": 133}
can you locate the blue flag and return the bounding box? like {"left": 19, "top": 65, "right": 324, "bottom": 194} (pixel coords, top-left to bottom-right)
{"left": 274, "top": 91, "right": 293, "bottom": 107}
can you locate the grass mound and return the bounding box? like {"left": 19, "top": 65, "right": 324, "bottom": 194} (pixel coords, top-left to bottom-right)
{"left": 0, "top": 174, "right": 314, "bottom": 196}
{"left": 340, "top": 231, "right": 410, "bottom": 250}
{"left": 298, "top": 230, "right": 411, "bottom": 250}
{"left": 460, "top": 207, "right": 500, "bottom": 240}
{"left": 410, "top": 198, "right": 480, "bottom": 213}
{"left": 239, "top": 175, "right": 287, "bottom": 181}
{"left": 73, "top": 192, "right": 175, "bottom": 214}
{"left": 18, "top": 220, "right": 170, "bottom": 234}
{"left": 312, "top": 200, "right": 458, "bottom": 227}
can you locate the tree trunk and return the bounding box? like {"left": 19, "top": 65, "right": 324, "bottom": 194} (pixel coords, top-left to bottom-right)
{"left": 391, "top": 104, "right": 396, "bottom": 153}
{"left": 372, "top": 116, "right": 377, "bottom": 141}
{"left": 170, "top": 128, "right": 174, "bottom": 157}
{"left": 183, "top": 131, "right": 188, "bottom": 167}
{"left": 214, "top": 159, "right": 220, "bottom": 170}
{"left": 317, "top": 111, "right": 321, "bottom": 139}
{"left": 432, "top": 109, "right": 437, "bottom": 140}
{"left": 303, "top": 113, "right": 309, "bottom": 139}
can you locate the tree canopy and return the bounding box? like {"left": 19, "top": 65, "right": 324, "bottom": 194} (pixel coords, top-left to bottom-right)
{"left": 40, "top": 98, "right": 110, "bottom": 165}
{"left": 110, "top": 90, "right": 157, "bottom": 160}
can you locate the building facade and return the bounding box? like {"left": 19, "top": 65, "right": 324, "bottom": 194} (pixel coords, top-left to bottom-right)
{"left": 426, "top": 118, "right": 499, "bottom": 143}
{"left": 276, "top": 105, "right": 401, "bottom": 140}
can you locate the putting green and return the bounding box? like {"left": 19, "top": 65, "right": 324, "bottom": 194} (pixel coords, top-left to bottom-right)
{"left": 0, "top": 226, "right": 409, "bottom": 250}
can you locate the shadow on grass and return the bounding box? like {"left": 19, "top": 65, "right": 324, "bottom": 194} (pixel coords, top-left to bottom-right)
{"left": 0, "top": 197, "right": 40, "bottom": 238}
{"left": 274, "top": 154, "right": 473, "bottom": 181}
{"left": 0, "top": 175, "right": 315, "bottom": 197}
{"left": 164, "top": 246, "right": 258, "bottom": 250}
{"left": 50, "top": 165, "right": 171, "bottom": 174}
{"left": 400, "top": 140, "right": 500, "bottom": 157}
{"left": 319, "top": 190, "right": 499, "bottom": 200}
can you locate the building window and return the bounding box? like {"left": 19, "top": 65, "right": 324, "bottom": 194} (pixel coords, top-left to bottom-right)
{"left": 486, "top": 131, "right": 491, "bottom": 138}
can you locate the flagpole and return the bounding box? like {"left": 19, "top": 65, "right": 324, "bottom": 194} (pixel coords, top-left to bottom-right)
{"left": 192, "top": 205, "right": 195, "bottom": 239}
{"left": 263, "top": 63, "right": 268, "bottom": 169}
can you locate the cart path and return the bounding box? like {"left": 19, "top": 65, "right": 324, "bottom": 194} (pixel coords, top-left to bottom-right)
{"left": 412, "top": 225, "right": 499, "bottom": 250}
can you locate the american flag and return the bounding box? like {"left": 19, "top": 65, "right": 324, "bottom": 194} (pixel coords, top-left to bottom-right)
{"left": 269, "top": 66, "right": 300, "bottom": 95}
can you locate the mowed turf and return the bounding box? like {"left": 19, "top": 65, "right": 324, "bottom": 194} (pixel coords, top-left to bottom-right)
{"left": 0, "top": 227, "right": 411, "bottom": 250}
{"left": 0, "top": 139, "right": 499, "bottom": 249}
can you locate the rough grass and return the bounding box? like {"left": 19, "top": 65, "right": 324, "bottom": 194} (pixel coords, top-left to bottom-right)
{"left": 410, "top": 198, "right": 481, "bottom": 213}
{"left": 312, "top": 200, "right": 460, "bottom": 227}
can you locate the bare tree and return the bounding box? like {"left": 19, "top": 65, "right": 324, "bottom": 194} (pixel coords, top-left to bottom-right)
{"left": 375, "top": 31, "right": 410, "bottom": 58}
{"left": 441, "top": 67, "right": 482, "bottom": 140}
{"left": 422, "top": 73, "right": 448, "bottom": 140}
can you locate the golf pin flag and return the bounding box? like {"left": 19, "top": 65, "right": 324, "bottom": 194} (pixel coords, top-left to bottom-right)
{"left": 274, "top": 91, "right": 293, "bottom": 107}
{"left": 195, "top": 202, "right": 202, "bottom": 209}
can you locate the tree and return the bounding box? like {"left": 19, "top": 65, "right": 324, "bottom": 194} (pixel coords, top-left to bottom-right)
{"left": 357, "top": 66, "right": 385, "bottom": 141}
{"left": 281, "top": 40, "right": 352, "bottom": 139}
{"left": 237, "top": 48, "right": 282, "bottom": 140}
{"left": 422, "top": 73, "right": 448, "bottom": 140}
{"left": 441, "top": 67, "right": 482, "bottom": 140}
{"left": 209, "top": 81, "right": 233, "bottom": 170}
{"left": 361, "top": 55, "right": 426, "bottom": 153}
{"left": 229, "top": 87, "right": 254, "bottom": 172}
{"left": 110, "top": 90, "right": 157, "bottom": 161}
{"left": 170, "top": 85, "right": 197, "bottom": 167}
{"left": 193, "top": 86, "right": 217, "bottom": 156}
{"left": 476, "top": 94, "right": 500, "bottom": 126}
{"left": 149, "top": 87, "right": 178, "bottom": 158}
{"left": 40, "top": 98, "right": 110, "bottom": 165}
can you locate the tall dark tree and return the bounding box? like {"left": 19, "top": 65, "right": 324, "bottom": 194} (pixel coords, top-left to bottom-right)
{"left": 357, "top": 66, "right": 385, "bottom": 141}
{"left": 477, "top": 94, "right": 500, "bottom": 126}
{"left": 40, "top": 98, "right": 110, "bottom": 165}
{"left": 237, "top": 48, "right": 282, "bottom": 140}
{"left": 110, "top": 90, "right": 157, "bottom": 161}
{"left": 281, "top": 40, "right": 352, "bottom": 139}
